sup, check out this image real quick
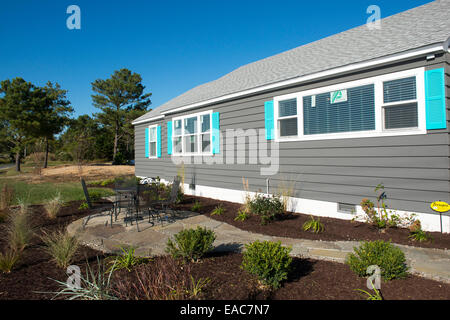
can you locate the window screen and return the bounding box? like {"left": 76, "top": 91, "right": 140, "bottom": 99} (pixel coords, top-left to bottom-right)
{"left": 384, "top": 103, "right": 418, "bottom": 129}
{"left": 383, "top": 77, "right": 416, "bottom": 103}
{"left": 303, "top": 84, "right": 375, "bottom": 135}
{"left": 279, "top": 118, "right": 298, "bottom": 137}
{"left": 278, "top": 99, "right": 297, "bottom": 117}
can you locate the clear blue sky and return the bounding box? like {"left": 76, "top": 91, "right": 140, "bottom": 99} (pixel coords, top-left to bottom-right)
{"left": 0, "top": 0, "right": 432, "bottom": 118}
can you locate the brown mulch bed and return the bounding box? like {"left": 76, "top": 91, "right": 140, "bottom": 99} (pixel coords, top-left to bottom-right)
{"left": 175, "top": 195, "right": 450, "bottom": 250}
{"left": 0, "top": 200, "right": 110, "bottom": 300}
{"left": 0, "top": 198, "right": 449, "bottom": 300}
{"left": 110, "top": 252, "right": 450, "bottom": 300}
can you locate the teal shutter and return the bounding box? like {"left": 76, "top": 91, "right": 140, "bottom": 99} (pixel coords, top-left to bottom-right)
{"left": 264, "top": 101, "right": 274, "bottom": 140}
{"left": 145, "top": 127, "right": 149, "bottom": 158}
{"left": 425, "top": 68, "right": 446, "bottom": 130}
{"left": 157, "top": 125, "right": 162, "bottom": 158}
{"left": 212, "top": 112, "right": 220, "bottom": 154}
{"left": 167, "top": 121, "right": 173, "bottom": 155}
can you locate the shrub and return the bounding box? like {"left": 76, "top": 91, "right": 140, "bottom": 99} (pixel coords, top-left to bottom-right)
{"left": 241, "top": 240, "right": 292, "bottom": 289}
{"left": 191, "top": 201, "right": 202, "bottom": 213}
{"left": 409, "top": 229, "right": 433, "bottom": 243}
{"left": 88, "top": 190, "right": 103, "bottom": 201}
{"left": 78, "top": 202, "right": 89, "bottom": 210}
{"left": 6, "top": 207, "right": 34, "bottom": 252}
{"left": 112, "top": 152, "right": 126, "bottom": 165}
{"left": 302, "top": 216, "right": 324, "bottom": 233}
{"left": 346, "top": 240, "right": 408, "bottom": 281}
{"left": 166, "top": 227, "right": 216, "bottom": 262}
{"left": 210, "top": 204, "right": 225, "bottom": 216}
{"left": 234, "top": 209, "right": 250, "bottom": 222}
{"left": 44, "top": 193, "right": 64, "bottom": 219}
{"left": 0, "top": 250, "right": 20, "bottom": 273}
{"left": 248, "top": 194, "right": 284, "bottom": 225}
{"left": 107, "top": 246, "right": 148, "bottom": 272}
{"left": 40, "top": 230, "right": 79, "bottom": 269}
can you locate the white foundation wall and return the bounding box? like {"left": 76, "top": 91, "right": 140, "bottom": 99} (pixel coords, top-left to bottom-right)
{"left": 138, "top": 177, "right": 450, "bottom": 234}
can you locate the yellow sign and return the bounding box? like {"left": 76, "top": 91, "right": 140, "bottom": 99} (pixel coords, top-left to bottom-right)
{"left": 431, "top": 201, "right": 450, "bottom": 213}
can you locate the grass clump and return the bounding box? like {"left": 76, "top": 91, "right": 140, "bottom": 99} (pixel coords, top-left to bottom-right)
{"left": 0, "top": 250, "right": 21, "bottom": 273}
{"left": 44, "top": 193, "right": 64, "bottom": 219}
{"left": 302, "top": 216, "right": 324, "bottom": 233}
{"left": 346, "top": 240, "right": 408, "bottom": 281}
{"left": 191, "top": 200, "right": 202, "bottom": 213}
{"left": 0, "top": 183, "right": 14, "bottom": 212}
{"left": 241, "top": 240, "right": 292, "bottom": 289}
{"left": 107, "top": 246, "right": 148, "bottom": 272}
{"left": 210, "top": 203, "right": 225, "bottom": 216}
{"left": 6, "top": 202, "right": 34, "bottom": 252}
{"left": 40, "top": 230, "right": 79, "bottom": 269}
{"left": 234, "top": 209, "right": 250, "bottom": 222}
{"left": 166, "top": 227, "right": 216, "bottom": 262}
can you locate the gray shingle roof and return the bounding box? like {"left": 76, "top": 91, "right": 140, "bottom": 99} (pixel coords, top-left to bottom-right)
{"left": 134, "top": 0, "right": 450, "bottom": 124}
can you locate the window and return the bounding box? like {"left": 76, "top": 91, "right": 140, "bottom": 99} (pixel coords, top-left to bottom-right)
{"left": 382, "top": 77, "right": 418, "bottom": 130}
{"left": 303, "top": 84, "right": 375, "bottom": 135}
{"left": 148, "top": 126, "right": 157, "bottom": 158}
{"left": 278, "top": 98, "right": 298, "bottom": 137}
{"left": 172, "top": 111, "right": 212, "bottom": 155}
{"left": 273, "top": 67, "right": 425, "bottom": 142}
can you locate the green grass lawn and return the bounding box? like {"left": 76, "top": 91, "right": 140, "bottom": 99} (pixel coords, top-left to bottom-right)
{"left": 0, "top": 179, "right": 115, "bottom": 205}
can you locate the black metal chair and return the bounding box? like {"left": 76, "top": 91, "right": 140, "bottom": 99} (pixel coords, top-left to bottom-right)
{"left": 151, "top": 177, "right": 181, "bottom": 225}
{"left": 114, "top": 178, "right": 140, "bottom": 230}
{"left": 81, "top": 178, "right": 115, "bottom": 229}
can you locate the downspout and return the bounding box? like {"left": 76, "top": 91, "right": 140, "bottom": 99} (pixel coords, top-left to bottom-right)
{"left": 444, "top": 36, "right": 450, "bottom": 53}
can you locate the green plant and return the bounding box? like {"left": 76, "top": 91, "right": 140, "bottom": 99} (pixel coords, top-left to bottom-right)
{"left": 302, "top": 216, "right": 324, "bottom": 233}
{"left": 40, "top": 230, "right": 79, "bottom": 269}
{"left": 235, "top": 209, "right": 250, "bottom": 222}
{"left": 166, "top": 227, "right": 216, "bottom": 262}
{"left": 191, "top": 201, "right": 203, "bottom": 213}
{"left": 188, "top": 276, "right": 210, "bottom": 298}
{"left": 88, "top": 190, "right": 103, "bottom": 201}
{"left": 211, "top": 204, "right": 225, "bottom": 216}
{"left": 248, "top": 194, "right": 284, "bottom": 225}
{"left": 346, "top": 240, "right": 408, "bottom": 281}
{"left": 409, "top": 229, "right": 433, "bottom": 243}
{"left": 46, "top": 257, "right": 118, "bottom": 300}
{"left": 44, "top": 193, "right": 64, "bottom": 219}
{"left": 100, "top": 178, "right": 115, "bottom": 187}
{"left": 241, "top": 240, "right": 292, "bottom": 289}
{"left": 0, "top": 250, "right": 20, "bottom": 273}
{"left": 78, "top": 202, "right": 89, "bottom": 210}
{"left": 6, "top": 206, "right": 34, "bottom": 252}
{"left": 355, "top": 281, "right": 383, "bottom": 300}
{"left": 107, "top": 246, "right": 148, "bottom": 272}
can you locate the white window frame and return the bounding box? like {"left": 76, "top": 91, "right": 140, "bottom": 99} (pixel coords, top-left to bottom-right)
{"left": 171, "top": 110, "right": 213, "bottom": 156}
{"left": 148, "top": 124, "right": 158, "bottom": 159}
{"left": 273, "top": 67, "right": 426, "bottom": 142}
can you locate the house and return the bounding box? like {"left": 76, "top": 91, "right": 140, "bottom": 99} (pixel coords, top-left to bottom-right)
{"left": 133, "top": 0, "right": 450, "bottom": 233}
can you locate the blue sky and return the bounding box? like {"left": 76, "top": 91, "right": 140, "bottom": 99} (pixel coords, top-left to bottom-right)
{"left": 0, "top": 0, "right": 432, "bottom": 118}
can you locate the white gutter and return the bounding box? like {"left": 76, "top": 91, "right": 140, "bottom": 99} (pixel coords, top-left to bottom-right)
{"left": 131, "top": 115, "right": 165, "bottom": 125}
{"left": 134, "top": 42, "right": 445, "bottom": 125}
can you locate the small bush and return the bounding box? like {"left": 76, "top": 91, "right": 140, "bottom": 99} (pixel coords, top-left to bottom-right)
{"left": 210, "top": 204, "right": 225, "bottom": 216}
{"left": 409, "top": 229, "right": 433, "bottom": 243}
{"left": 166, "top": 227, "right": 216, "bottom": 262}
{"left": 234, "top": 209, "right": 250, "bottom": 222}
{"left": 302, "top": 216, "right": 324, "bottom": 233}
{"left": 40, "top": 230, "right": 79, "bottom": 269}
{"left": 44, "top": 193, "right": 64, "bottom": 219}
{"left": 346, "top": 240, "right": 408, "bottom": 281}
{"left": 88, "top": 190, "right": 103, "bottom": 201}
{"left": 0, "top": 250, "right": 20, "bottom": 273}
{"left": 241, "top": 240, "right": 292, "bottom": 289}
{"left": 248, "top": 194, "right": 284, "bottom": 225}
{"left": 78, "top": 202, "right": 89, "bottom": 210}
{"left": 191, "top": 201, "right": 202, "bottom": 213}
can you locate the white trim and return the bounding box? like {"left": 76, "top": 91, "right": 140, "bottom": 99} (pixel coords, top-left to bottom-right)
{"left": 160, "top": 44, "right": 444, "bottom": 116}
{"left": 147, "top": 124, "right": 159, "bottom": 159}
{"left": 273, "top": 67, "right": 426, "bottom": 142}
{"left": 132, "top": 115, "right": 164, "bottom": 126}
{"left": 171, "top": 110, "right": 213, "bottom": 156}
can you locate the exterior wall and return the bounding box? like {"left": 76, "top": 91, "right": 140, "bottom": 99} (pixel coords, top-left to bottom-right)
{"left": 135, "top": 53, "right": 450, "bottom": 232}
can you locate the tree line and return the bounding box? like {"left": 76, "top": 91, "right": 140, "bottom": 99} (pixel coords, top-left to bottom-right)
{"left": 0, "top": 68, "right": 151, "bottom": 171}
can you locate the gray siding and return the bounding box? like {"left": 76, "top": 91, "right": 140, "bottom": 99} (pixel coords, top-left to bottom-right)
{"left": 135, "top": 54, "right": 450, "bottom": 215}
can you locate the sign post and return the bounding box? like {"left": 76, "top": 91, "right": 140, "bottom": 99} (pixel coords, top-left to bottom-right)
{"left": 430, "top": 201, "right": 450, "bottom": 233}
